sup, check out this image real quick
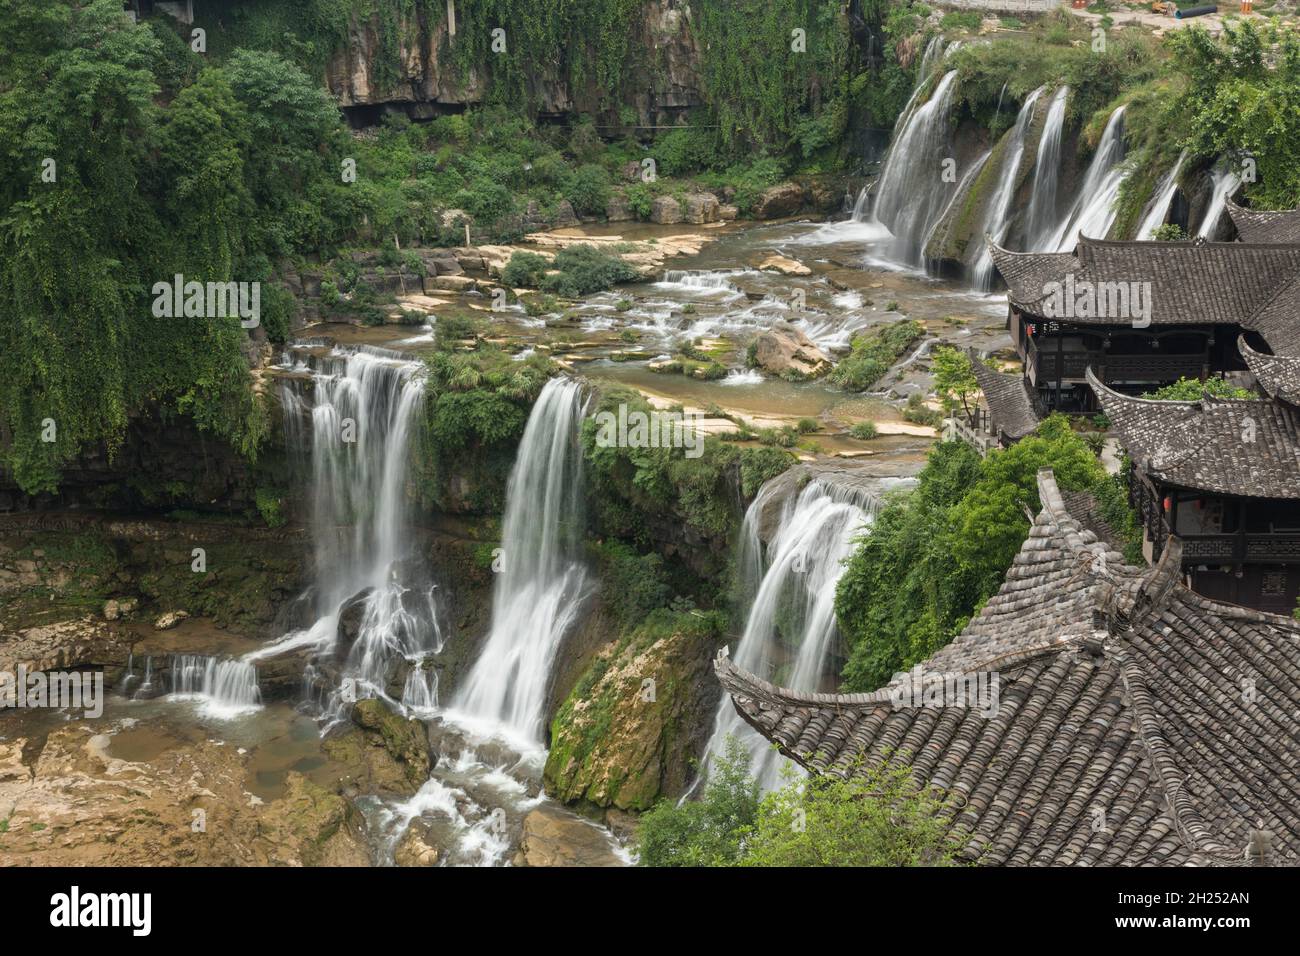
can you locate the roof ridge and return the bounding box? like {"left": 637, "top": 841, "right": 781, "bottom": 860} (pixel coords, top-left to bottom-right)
{"left": 1116, "top": 651, "right": 1247, "bottom": 866}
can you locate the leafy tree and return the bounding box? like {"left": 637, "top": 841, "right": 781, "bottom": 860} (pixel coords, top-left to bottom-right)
{"left": 636, "top": 737, "right": 760, "bottom": 866}
{"left": 837, "top": 415, "right": 1114, "bottom": 690}
{"left": 932, "top": 346, "right": 980, "bottom": 424}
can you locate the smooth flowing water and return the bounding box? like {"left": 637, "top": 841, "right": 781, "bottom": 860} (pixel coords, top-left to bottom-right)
{"left": 169, "top": 654, "right": 262, "bottom": 718}
{"left": 257, "top": 343, "right": 441, "bottom": 720}
{"left": 1025, "top": 86, "right": 1069, "bottom": 250}
{"left": 1198, "top": 162, "right": 1241, "bottom": 239}
{"left": 693, "top": 474, "right": 880, "bottom": 792}
{"left": 869, "top": 70, "right": 961, "bottom": 267}
{"left": 968, "top": 87, "right": 1044, "bottom": 290}
{"left": 1136, "top": 150, "right": 1187, "bottom": 240}
{"left": 452, "top": 377, "right": 590, "bottom": 745}
{"left": 1044, "top": 106, "right": 1128, "bottom": 251}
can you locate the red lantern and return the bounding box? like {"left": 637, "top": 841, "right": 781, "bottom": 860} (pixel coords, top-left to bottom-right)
{"left": 1163, "top": 496, "right": 1172, "bottom": 512}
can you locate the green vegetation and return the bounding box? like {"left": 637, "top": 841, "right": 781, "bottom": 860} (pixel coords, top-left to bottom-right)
{"left": 503, "top": 245, "right": 637, "bottom": 297}
{"left": 636, "top": 737, "right": 960, "bottom": 866}
{"left": 829, "top": 320, "right": 923, "bottom": 392}
{"left": 932, "top": 347, "right": 981, "bottom": 423}
{"left": 849, "top": 420, "right": 878, "bottom": 440}
{"left": 1142, "top": 376, "right": 1256, "bottom": 401}
{"left": 835, "top": 416, "right": 1141, "bottom": 690}
{"left": 412, "top": 331, "right": 558, "bottom": 512}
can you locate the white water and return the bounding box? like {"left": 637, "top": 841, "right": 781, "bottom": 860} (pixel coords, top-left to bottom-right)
{"left": 868, "top": 70, "right": 961, "bottom": 266}
{"left": 1198, "top": 162, "right": 1241, "bottom": 239}
{"left": 169, "top": 654, "right": 262, "bottom": 718}
{"left": 452, "top": 377, "right": 590, "bottom": 745}
{"left": 1136, "top": 150, "right": 1187, "bottom": 239}
{"left": 1044, "top": 106, "right": 1128, "bottom": 251}
{"left": 1025, "top": 86, "right": 1069, "bottom": 250}
{"left": 259, "top": 344, "right": 442, "bottom": 718}
{"left": 969, "top": 87, "right": 1044, "bottom": 290}
{"left": 694, "top": 476, "right": 877, "bottom": 792}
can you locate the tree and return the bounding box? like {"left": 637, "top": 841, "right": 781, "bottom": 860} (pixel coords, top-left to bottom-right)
{"left": 932, "top": 346, "right": 980, "bottom": 424}
{"left": 740, "top": 762, "right": 960, "bottom": 867}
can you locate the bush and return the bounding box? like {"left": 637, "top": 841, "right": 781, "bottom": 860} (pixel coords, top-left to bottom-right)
{"left": 739, "top": 446, "right": 796, "bottom": 498}
{"left": 830, "top": 320, "right": 923, "bottom": 392}
{"left": 850, "top": 420, "right": 878, "bottom": 440}
{"left": 501, "top": 251, "right": 551, "bottom": 289}
{"left": 539, "top": 244, "right": 638, "bottom": 297}
{"left": 563, "top": 163, "right": 612, "bottom": 215}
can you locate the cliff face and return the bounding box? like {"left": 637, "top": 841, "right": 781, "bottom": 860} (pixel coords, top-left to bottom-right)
{"left": 323, "top": 1, "right": 704, "bottom": 126}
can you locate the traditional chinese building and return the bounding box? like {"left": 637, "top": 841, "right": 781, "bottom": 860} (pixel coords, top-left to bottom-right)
{"left": 1091, "top": 337, "right": 1300, "bottom": 613}
{"left": 1227, "top": 201, "right": 1300, "bottom": 244}
{"left": 987, "top": 236, "right": 1300, "bottom": 415}
{"left": 715, "top": 469, "right": 1300, "bottom": 866}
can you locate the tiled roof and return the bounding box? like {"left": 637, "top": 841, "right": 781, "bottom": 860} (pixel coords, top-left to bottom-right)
{"left": 1228, "top": 201, "right": 1300, "bottom": 244}
{"left": 969, "top": 350, "right": 1041, "bottom": 440}
{"left": 1240, "top": 335, "right": 1300, "bottom": 406}
{"left": 988, "top": 238, "right": 1300, "bottom": 352}
{"left": 715, "top": 469, "right": 1300, "bottom": 866}
{"left": 1090, "top": 365, "right": 1300, "bottom": 499}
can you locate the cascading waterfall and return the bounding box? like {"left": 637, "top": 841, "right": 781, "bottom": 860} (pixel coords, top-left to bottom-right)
{"left": 169, "top": 654, "right": 262, "bottom": 717}
{"left": 1043, "top": 106, "right": 1128, "bottom": 251}
{"left": 868, "top": 70, "right": 961, "bottom": 266}
{"left": 1136, "top": 150, "right": 1188, "bottom": 239}
{"left": 693, "top": 476, "right": 877, "bottom": 793}
{"left": 1197, "top": 162, "right": 1242, "bottom": 239}
{"left": 968, "top": 87, "right": 1044, "bottom": 291}
{"left": 453, "top": 377, "right": 590, "bottom": 745}
{"left": 1025, "top": 86, "right": 1069, "bottom": 250}
{"left": 257, "top": 343, "right": 442, "bottom": 717}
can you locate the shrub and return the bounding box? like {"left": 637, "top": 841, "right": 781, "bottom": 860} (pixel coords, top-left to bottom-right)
{"left": 563, "top": 163, "right": 612, "bottom": 216}
{"left": 850, "top": 420, "right": 878, "bottom": 440}
{"left": 539, "top": 244, "right": 638, "bottom": 297}
{"left": 501, "top": 251, "right": 551, "bottom": 289}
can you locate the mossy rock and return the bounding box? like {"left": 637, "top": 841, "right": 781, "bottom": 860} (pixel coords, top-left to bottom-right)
{"left": 350, "top": 698, "right": 431, "bottom": 787}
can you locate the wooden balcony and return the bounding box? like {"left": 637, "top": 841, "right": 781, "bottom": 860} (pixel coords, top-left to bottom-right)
{"left": 1025, "top": 337, "right": 1207, "bottom": 385}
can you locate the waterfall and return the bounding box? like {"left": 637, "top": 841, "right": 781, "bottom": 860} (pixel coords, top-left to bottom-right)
{"left": 257, "top": 343, "right": 442, "bottom": 717}
{"left": 869, "top": 70, "right": 961, "bottom": 266}
{"left": 1136, "top": 150, "right": 1188, "bottom": 239}
{"left": 1044, "top": 106, "right": 1128, "bottom": 251}
{"left": 1025, "top": 86, "right": 1069, "bottom": 250}
{"left": 169, "top": 654, "right": 262, "bottom": 717}
{"left": 968, "top": 87, "right": 1044, "bottom": 290}
{"left": 453, "top": 377, "right": 590, "bottom": 745}
{"left": 1197, "top": 162, "right": 1242, "bottom": 239}
{"left": 401, "top": 664, "right": 439, "bottom": 715}
{"left": 694, "top": 476, "right": 876, "bottom": 792}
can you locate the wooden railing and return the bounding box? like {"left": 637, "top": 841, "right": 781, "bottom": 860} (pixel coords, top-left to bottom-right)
{"left": 1027, "top": 344, "right": 1207, "bottom": 384}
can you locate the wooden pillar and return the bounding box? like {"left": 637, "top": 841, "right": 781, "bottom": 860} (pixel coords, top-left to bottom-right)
{"left": 1055, "top": 325, "right": 1064, "bottom": 412}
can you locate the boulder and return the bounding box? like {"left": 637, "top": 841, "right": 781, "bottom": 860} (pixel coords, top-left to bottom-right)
{"left": 718, "top": 204, "right": 739, "bottom": 221}
{"left": 336, "top": 588, "right": 374, "bottom": 657}
{"left": 605, "top": 193, "right": 633, "bottom": 222}
{"left": 350, "top": 698, "right": 432, "bottom": 787}
{"left": 515, "top": 805, "right": 623, "bottom": 867}
{"left": 755, "top": 252, "right": 812, "bottom": 276}
{"left": 683, "top": 192, "right": 720, "bottom": 224}
{"left": 153, "top": 610, "right": 189, "bottom": 630}
{"left": 102, "top": 597, "right": 138, "bottom": 621}
{"left": 751, "top": 181, "right": 806, "bottom": 220}
{"left": 752, "top": 324, "right": 832, "bottom": 380}
{"left": 649, "top": 195, "right": 683, "bottom": 225}
{"left": 393, "top": 820, "right": 441, "bottom": 867}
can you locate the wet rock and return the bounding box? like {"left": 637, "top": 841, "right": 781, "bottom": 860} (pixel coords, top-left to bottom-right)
{"left": 756, "top": 252, "right": 812, "bottom": 276}
{"left": 0, "top": 727, "right": 369, "bottom": 866}
{"left": 683, "top": 192, "right": 720, "bottom": 224}
{"left": 515, "top": 805, "right": 622, "bottom": 867}
{"left": 336, "top": 587, "right": 374, "bottom": 656}
{"left": 351, "top": 698, "right": 431, "bottom": 787}
{"left": 153, "top": 610, "right": 189, "bottom": 630}
{"left": 393, "top": 820, "right": 442, "bottom": 867}
{"left": 0, "top": 618, "right": 128, "bottom": 675}
{"left": 650, "top": 195, "right": 683, "bottom": 225}
{"left": 752, "top": 324, "right": 832, "bottom": 380}
{"left": 752, "top": 181, "right": 806, "bottom": 220}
